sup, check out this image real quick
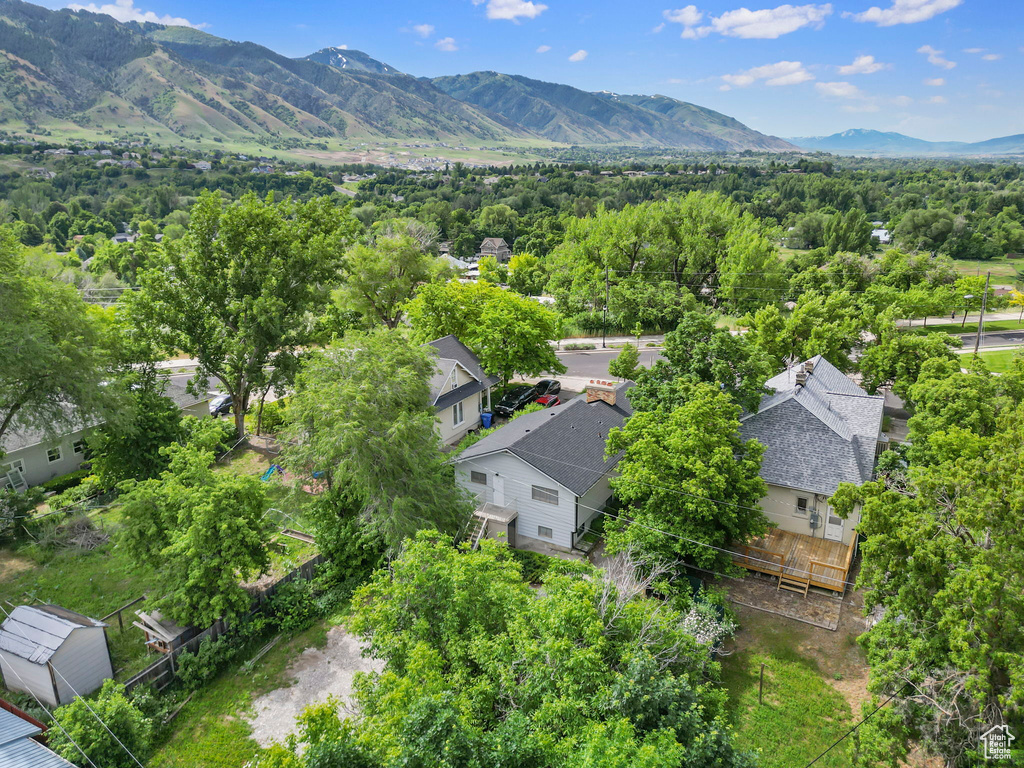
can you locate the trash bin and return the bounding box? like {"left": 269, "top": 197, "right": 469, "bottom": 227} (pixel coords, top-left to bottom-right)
{"left": 480, "top": 411, "right": 493, "bottom": 429}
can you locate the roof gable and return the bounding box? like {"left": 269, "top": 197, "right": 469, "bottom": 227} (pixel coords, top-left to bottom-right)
{"left": 0, "top": 605, "right": 104, "bottom": 665}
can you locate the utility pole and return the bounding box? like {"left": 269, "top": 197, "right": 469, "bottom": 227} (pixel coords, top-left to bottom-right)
{"left": 602, "top": 265, "right": 610, "bottom": 349}
{"left": 973, "top": 271, "right": 991, "bottom": 357}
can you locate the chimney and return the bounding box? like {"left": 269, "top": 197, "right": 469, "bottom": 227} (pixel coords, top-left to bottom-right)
{"left": 586, "top": 379, "right": 617, "bottom": 406}
{"left": 795, "top": 370, "right": 808, "bottom": 387}
{"left": 804, "top": 359, "right": 815, "bottom": 375}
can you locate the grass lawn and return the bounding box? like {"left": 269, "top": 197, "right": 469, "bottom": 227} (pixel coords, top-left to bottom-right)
{"left": 150, "top": 621, "right": 332, "bottom": 768}
{"left": 968, "top": 348, "right": 1022, "bottom": 372}
{"left": 903, "top": 318, "right": 1024, "bottom": 336}
{"left": 721, "top": 608, "right": 862, "bottom": 768}
{"left": 949, "top": 256, "right": 1020, "bottom": 279}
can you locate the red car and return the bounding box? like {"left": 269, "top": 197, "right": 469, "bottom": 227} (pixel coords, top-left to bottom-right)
{"left": 535, "top": 394, "right": 560, "bottom": 408}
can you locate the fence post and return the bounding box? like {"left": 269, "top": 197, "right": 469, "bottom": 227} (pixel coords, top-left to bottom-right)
{"left": 758, "top": 663, "right": 765, "bottom": 705}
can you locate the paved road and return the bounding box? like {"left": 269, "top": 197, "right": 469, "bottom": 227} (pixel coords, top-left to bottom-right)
{"left": 555, "top": 347, "right": 664, "bottom": 380}
{"left": 958, "top": 331, "right": 1024, "bottom": 349}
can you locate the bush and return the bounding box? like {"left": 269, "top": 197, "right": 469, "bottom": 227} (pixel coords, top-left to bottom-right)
{"left": 180, "top": 415, "right": 234, "bottom": 454}
{"left": 50, "top": 680, "right": 153, "bottom": 768}
{"left": 40, "top": 469, "right": 90, "bottom": 495}
{"left": 48, "top": 476, "right": 102, "bottom": 511}
{"left": 0, "top": 487, "right": 44, "bottom": 543}
{"left": 563, "top": 343, "right": 596, "bottom": 351}
{"left": 510, "top": 549, "right": 557, "bottom": 583}
{"left": 256, "top": 398, "right": 288, "bottom": 434}
{"left": 175, "top": 635, "right": 242, "bottom": 692}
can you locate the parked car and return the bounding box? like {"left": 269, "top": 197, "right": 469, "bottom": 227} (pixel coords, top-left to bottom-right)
{"left": 535, "top": 395, "right": 560, "bottom": 408}
{"left": 209, "top": 394, "right": 232, "bottom": 417}
{"left": 494, "top": 385, "right": 539, "bottom": 417}
{"left": 534, "top": 379, "right": 561, "bottom": 396}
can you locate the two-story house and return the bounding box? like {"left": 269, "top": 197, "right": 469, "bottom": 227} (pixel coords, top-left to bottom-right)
{"left": 478, "top": 237, "right": 511, "bottom": 263}
{"left": 424, "top": 336, "right": 499, "bottom": 445}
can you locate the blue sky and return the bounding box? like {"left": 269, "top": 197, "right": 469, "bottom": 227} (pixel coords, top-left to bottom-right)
{"left": 51, "top": 0, "right": 1022, "bottom": 141}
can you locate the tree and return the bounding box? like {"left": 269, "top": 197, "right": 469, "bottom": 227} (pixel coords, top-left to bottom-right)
{"left": 284, "top": 330, "right": 472, "bottom": 550}
{"left": 894, "top": 209, "right": 955, "bottom": 255}
{"left": 336, "top": 233, "right": 437, "bottom": 328}
{"left": 406, "top": 280, "right": 566, "bottom": 387}
{"left": 832, "top": 404, "right": 1024, "bottom": 767}
{"left": 477, "top": 254, "right": 507, "bottom": 285}
{"left": 119, "top": 444, "right": 269, "bottom": 626}
{"left": 608, "top": 343, "right": 639, "bottom": 381}
{"left": 473, "top": 289, "right": 566, "bottom": 386}
{"left": 630, "top": 311, "right": 774, "bottom": 413}
{"left": 858, "top": 321, "right": 961, "bottom": 400}
{"left": 127, "top": 192, "right": 358, "bottom": 439}
{"left": 50, "top": 680, "right": 153, "bottom": 768}
{"left": 507, "top": 252, "right": 546, "bottom": 296}
{"left": 605, "top": 383, "right": 768, "bottom": 569}
{"left": 475, "top": 203, "right": 518, "bottom": 242}
{"left": 823, "top": 208, "right": 872, "bottom": 256}
{"left": 0, "top": 228, "right": 110, "bottom": 448}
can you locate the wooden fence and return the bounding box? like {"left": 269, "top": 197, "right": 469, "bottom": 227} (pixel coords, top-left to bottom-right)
{"left": 123, "top": 553, "right": 325, "bottom": 693}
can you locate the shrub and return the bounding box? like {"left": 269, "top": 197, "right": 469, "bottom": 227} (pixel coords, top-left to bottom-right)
{"left": 563, "top": 343, "right": 596, "bottom": 351}
{"left": 50, "top": 680, "right": 153, "bottom": 768}
{"left": 0, "top": 487, "right": 45, "bottom": 543}
{"left": 48, "top": 476, "right": 102, "bottom": 511}
{"left": 40, "top": 469, "right": 90, "bottom": 495}
{"left": 175, "top": 635, "right": 241, "bottom": 692}
{"left": 257, "top": 398, "right": 288, "bottom": 434}
{"left": 180, "top": 415, "right": 234, "bottom": 454}
{"left": 510, "top": 549, "right": 556, "bottom": 583}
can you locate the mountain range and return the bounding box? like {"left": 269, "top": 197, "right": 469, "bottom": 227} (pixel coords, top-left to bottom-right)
{"left": 0, "top": 0, "right": 793, "bottom": 151}
{"left": 789, "top": 128, "right": 1024, "bottom": 157}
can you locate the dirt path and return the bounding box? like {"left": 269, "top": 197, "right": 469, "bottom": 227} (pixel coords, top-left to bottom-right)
{"left": 246, "top": 626, "right": 382, "bottom": 748}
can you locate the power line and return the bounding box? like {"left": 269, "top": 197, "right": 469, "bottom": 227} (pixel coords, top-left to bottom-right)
{"left": 802, "top": 683, "right": 910, "bottom": 768}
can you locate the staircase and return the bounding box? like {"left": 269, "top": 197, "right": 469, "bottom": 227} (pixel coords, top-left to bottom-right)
{"left": 777, "top": 571, "right": 810, "bottom": 596}
{"left": 467, "top": 515, "right": 488, "bottom": 550}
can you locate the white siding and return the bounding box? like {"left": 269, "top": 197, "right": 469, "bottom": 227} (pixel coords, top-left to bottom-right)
{"left": 50, "top": 628, "right": 112, "bottom": 704}
{"left": 758, "top": 484, "right": 860, "bottom": 546}
{"left": 0, "top": 653, "right": 59, "bottom": 708}
{"left": 578, "top": 475, "right": 614, "bottom": 532}
{"left": 2, "top": 429, "right": 89, "bottom": 489}
{"left": 455, "top": 451, "right": 577, "bottom": 550}
{"left": 436, "top": 392, "right": 484, "bottom": 445}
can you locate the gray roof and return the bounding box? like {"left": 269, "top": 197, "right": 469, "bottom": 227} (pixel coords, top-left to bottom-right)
{"left": 424, "top": 336, "right": 499, "bottom": 411}
{"left": 0, "top": 605, "right": 105, "bottom": 665}
{"left": 0, "top": 381, "right": 210, "bottom": 455}
{"left": 740, "top": 356, "right": 883, "bottom": 496}
{"left": 455, "top": 384, "right": 633, "bottom": 496}
{"left": 0, "top": 709, "right": 40, "bottom": 745}
{"left": 0, "top": 736, "right": 76, "bottom": 768}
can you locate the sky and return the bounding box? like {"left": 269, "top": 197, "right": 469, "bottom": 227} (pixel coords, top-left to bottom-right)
{"left": 45, "top": 0, "right": 1023, "bottom": 142}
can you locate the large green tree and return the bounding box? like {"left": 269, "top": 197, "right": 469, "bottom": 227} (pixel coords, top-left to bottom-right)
{"left": 0, "top": 228, "right": 111, "bottom": 449}
{"left": 262, "top": 532, "right": 750, "bottom": 768}
{"left": 127, "top": 192, "right": 358, "bottom": 439}
{"left": 284, "top": 329, "right": 472, "bottom": 550}
{"left": 119, "top": 444, "right": 269, "bottom": 626}
{"left": 605, "top": 382, "right": 768, "bottom": 568}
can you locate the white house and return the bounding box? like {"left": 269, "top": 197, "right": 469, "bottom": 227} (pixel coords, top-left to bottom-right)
{"left": 0, "top": 605, "right": 113, "bottom": 707}
{"left": 452, "top": 381, "right": 632, "bottom": 552}
{"left": 423, "top": 336, "right": 499, "bottom": 445}
{"left": 871, "top": 228, "right": 892, "bottom": 245}
{"left": 0, "top": 705, "right": 75, "bottom": 767}
{"left": 739, "top": 356, "right": 885, "bottom": 548}
{"left": 0, "top": 382, "right": 213, "bottom": 490}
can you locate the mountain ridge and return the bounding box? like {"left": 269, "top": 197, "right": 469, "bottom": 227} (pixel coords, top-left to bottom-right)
{"left": 790, "top": 128, "right": 1024, "bottom": 156}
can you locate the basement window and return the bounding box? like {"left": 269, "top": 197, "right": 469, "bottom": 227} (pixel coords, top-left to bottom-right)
{"left": 537, "top": 526, "right": 553, "bottom": 539}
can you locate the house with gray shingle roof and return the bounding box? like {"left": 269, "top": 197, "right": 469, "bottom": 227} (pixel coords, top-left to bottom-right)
{"left": 423, "top": 336, "right": 499, "bottom": 445}
{"left": 739, "top": 356, "right": 884, "bottom": 547}
{"left": 451, "top": 381, "right": 632, "bottom": 552}
{"left": 0, "top": 704, "right": 75, "bottom": 768}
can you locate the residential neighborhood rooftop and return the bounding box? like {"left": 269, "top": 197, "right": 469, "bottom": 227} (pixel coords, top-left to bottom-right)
{"left": 424, "top": 335, "right": 499, "bottom": 412}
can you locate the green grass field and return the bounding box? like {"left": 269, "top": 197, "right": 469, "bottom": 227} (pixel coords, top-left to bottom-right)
{"left": 904, "top": 318, "right": 1024, "bottom": 336}
{"left": 721, "top": 610, "right": 859, "bottom": 768}
{"left": 967, "top": 348, "right": 1023, "bottom": 372}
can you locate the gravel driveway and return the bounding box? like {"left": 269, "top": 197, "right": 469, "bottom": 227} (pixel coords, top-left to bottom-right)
{"left": 246, "top": 626, "right": 382, "bottom": 748}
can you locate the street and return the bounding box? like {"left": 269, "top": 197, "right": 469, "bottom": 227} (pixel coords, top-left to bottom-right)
{"left": 555, "top": 346, "right": 664, "bottom": 380}
{"left": 958, "top": 331, "right": 1024, "bottom": 349}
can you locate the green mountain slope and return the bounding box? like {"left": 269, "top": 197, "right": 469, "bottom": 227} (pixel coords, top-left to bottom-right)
{"left": 303, "top": 47, "right": 400, "bottom": 75}
{"left": 431, "top": 71, "right": 794, "bottom": 150}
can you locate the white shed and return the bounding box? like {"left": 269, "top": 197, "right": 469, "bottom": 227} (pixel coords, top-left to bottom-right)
{"left": 0, "top": 605, "right": 113, "bottom": 707}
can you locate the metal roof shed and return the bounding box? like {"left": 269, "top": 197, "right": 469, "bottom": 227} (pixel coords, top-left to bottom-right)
{"left": 0, "top": 705, "right": 75, "bottom": 767}
{"left": 0, "top": 605, "right": 113, "bottom": 707}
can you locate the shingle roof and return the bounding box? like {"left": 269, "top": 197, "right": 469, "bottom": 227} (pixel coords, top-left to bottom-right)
{"left": 454, "top": 384, "right": 633, "bottom": 496}
{"left": 424, "top": 336, "right": 499, "bottom": 409}
{"left": 740, "top": 357, "right": 883, "bottom": 496}
{"left": 0, "top": 606, "right": 105, "bottom": 665}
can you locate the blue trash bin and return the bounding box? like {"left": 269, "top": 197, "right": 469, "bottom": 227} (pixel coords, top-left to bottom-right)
{"left": 480, "top": 411, "right": 493, "bottom": 429}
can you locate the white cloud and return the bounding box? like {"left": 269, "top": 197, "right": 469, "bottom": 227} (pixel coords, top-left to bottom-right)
{"left": 568, "top": 49, "right": 588, "bottom": 62}
{"left": 413, "top": 23, "right": 435, "bottom": 37}
{"left": 482, "top": 0, "right": 548, "bottom": 21}
{"left": 982, "top": 53, "right": 1002, "bottom": 61}
{"left": 667, "top": 77, "right": 685, "bottom": 83}
{"left": 435, "top": 36, "right": 458, "bottom": 51}
{"left": 926, "top": 95, "right": 948, "bottom": 104}
{"left": 815, "top": 80, "right": 864, "bottom": 98}
{"left": 664, "top": 3, "right": 831, "bottom": 40}
{"left": 890, "top": 94, "right": 913, "bottom": 106}
{"left": 918, "top": 44, "right": 955, "bottom": 69}
{"left": 720, "top": 60, "right": 813, "bottom": 89}
{"left": 838, "top": 54, "right": 885, "bottom": 75}
{"left": 535, "top": 44, "right": 551, "bottom": 53}
{"left": 67, "top": 0, "right": 203, "bottom": 27}
{"left": 843, "top": 103, "right": 881, "bottom": 112}
{"left": 652, "top": 22, "right": 666, "bottom": 32}
{"left": 845, "top": 0, "right": 961, "bottom": 26}
{"left": 962, "top": 47, "right": 984, "bottom": 53}
{"left": 923, "top": 77, "right": 945, "bottom": 86}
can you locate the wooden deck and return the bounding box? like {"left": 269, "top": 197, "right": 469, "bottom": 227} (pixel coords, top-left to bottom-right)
{"left": 730, "top": 528, "right": 856, "bottom": 595}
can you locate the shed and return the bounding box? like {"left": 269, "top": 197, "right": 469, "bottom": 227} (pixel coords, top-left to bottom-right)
{"left": 0, "top": 703, "right": 75, "bottom": 767}
{"left": 0, "top": 605, "right": 113, "bottom": 707}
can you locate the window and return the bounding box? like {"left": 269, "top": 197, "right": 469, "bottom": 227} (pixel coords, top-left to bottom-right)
{"left": 470, "top": 471, "right": 487, "bottom": 485}
{"left": 72, "top": 439, "right": 87, "bottom": 455}
{"left": 450, "top": 375, "right": 458, "bottom": 391}
{"left": 796, "top": 497, "right": 809, "bottom": 515}
{"left": 46, "top": 446, "right": 62, "bottom": 463}
{"left": 532, "top": 485, "right": 559, "bottom": 505}
{"left": 537, "top": 526, "right": 553, "bottom": 539}
{"left": 452, "top": 401, "right": 464, "bottom": 427}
